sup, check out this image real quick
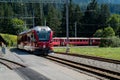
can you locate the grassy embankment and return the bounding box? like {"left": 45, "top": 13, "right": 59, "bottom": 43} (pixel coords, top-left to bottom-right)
{"left": 0, "top": 33, "right": 17, "bottom": 46}
{"left": 54, "top": 47, "right": 120, "bottom": 60}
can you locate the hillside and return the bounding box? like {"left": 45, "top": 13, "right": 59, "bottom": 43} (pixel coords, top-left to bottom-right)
{"left": 0, "top": 33, "right": 17, "bottom": 46}
{"left": 74, "top": 0, "right": 120, "bottom": 4}
{"left": 73, "top": 0, "right": 120, "bottom": 14}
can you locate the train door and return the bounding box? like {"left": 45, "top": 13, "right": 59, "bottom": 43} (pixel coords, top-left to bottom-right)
{"left": 89, "top": 38, "right": 92, "bottom": 46}
{"left": 29, "top": 32, "right": 36, "bottom": 51}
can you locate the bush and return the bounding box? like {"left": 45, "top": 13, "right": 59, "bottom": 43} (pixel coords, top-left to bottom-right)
{"left": 94, "top": 26, "right": 115, "bottom": 38}
{"left": 99, "top": 36, "right": 120, "bottom": 47}
{"left": 110, "top": 36, "right": 120, "bottom": 47}
{"left": 0, "top": 33, "right": 17, "bottom": 47}
{"left": 94, "top": 29, "right": 103, "bottom": 37}
{"left": 103, "top": 27, "right": 115, "bottom": 37}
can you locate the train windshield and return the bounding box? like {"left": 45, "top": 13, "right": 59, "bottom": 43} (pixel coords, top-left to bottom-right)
{"left": 37, "top": 31, "right": 50, "bottom": 41}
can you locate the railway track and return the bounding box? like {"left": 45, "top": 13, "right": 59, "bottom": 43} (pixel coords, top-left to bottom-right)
{"left": 46, "top": 53, "right": 120, "bottom": 80}
{"left": 0, "top": 57, "right": 26, "bottom": 70}
{"left": 55, "top": 52, "right": 120, "bottom": 64}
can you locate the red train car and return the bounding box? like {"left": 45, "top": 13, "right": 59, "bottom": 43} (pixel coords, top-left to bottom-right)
{"left": 69, "top": 38, "right": 89, "bottom": 46}
{"left": 53, "top": 37, "right": 90, "bottom": 46}
{"left": 52, "top": 37, "right": 61, "bottom": 46}
{"left": 17, "top": 26, "right": 53, "bottom": 55}
{"left": 60, "top": 37, "right": 90, "bottom": 46}
{"left": 89, "top": 38, "right": 101, "bottom": 45}
{"left": 52, "top": 37, "right": 101, "bottom": 46}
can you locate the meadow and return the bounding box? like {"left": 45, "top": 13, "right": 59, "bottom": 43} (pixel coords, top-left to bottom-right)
{"left": 54, "top": 47, "right": 120, "bottom": 60}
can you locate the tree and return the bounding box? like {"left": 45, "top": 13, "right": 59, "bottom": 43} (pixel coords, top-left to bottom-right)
{"left": 10, "top": 18, "right": 26, "bottom": 34}
{"left": 103, "top": 26, "right": 115, "bottom": 37}
{"left": 69, "top": 0, "right": 76, "bottom": 37}
{"left": 94, "top": 29, "right": 103, "bottom": 37}
{"left": 60, "top": 0, "right": 81, "bottom": 37}
{"left": 0, "top": 3, "right": 4, "bottom": 32}
{"left": 47, "top": 5, "right": 61, "bottom": 36}
{"left": 0, "top": 3, "right": 14, "bottom": 33}
{"left": 73, "top": 5, "right": 83, "bottom": 37}
{"left": 108, "top": 14, "right": 120, "bottom": 35}
{"left": 94, "top": 26, "right": 115, "bottom": 38}
{"left": 82, "top": 0, "right": 99, "bottom": 37}
{"left": 60, "top": 4, "right": 66, "bottom": 37}
{"left": 34, "top": 3, "right": 44, "bottom": 26}
{"left": 4, "top": 3, "right": 14, "bottom": 17}
{"left": 98, "top": 4, "right": 110, "bottom": 29}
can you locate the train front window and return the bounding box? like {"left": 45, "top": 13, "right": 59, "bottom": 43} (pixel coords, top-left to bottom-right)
{"left": 37, "top": 31, "right": 50, "bottom": 41}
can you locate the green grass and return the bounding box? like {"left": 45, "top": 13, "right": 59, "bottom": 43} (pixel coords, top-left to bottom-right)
{"left": 54, "top": 47, "right": 120, "bottom": 60}
{"left": 0, "top": 33, "right": 17, "bottom": 46}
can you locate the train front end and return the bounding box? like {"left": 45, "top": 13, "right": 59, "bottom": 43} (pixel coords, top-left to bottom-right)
{"left": 35, "top": 26, "right": 53, "bottom": 55}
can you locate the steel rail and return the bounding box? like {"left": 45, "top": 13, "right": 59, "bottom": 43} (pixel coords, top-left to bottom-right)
{"left": 0, "top": 57, "right": 26, "bottom": 70}
{"left": 46, "top": 55, "right": 120, "bottom": 80}
{"left": 55, "top": 52, "right": 120, "bottom": 64}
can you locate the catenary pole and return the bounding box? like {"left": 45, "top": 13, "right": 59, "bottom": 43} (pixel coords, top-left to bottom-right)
{"left": 66, "top": 0, "right": 69, "bottom": 53}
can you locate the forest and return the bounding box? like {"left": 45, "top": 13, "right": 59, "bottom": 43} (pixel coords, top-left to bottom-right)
{"left": 0, "top": 0, "right": 120, "bottom": 37}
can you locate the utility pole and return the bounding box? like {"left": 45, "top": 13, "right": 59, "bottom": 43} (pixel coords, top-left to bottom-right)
{"left": 24, "top": 3, "right": 28, "bottom": 29}
{"left": 32, "top": 10, "right": 35, "bottom": 27}
{"left": 40, "top": 3, "right": 43, "bottom": 25}
{"left": 32, "top": 3, "right": 35, "bottom": 27}
{"left": 75, "top": 22, "right": 77, "bottom": 37}
{"left": 44, "top": 18, "right": 46, "bottom": 26}
{"left": 66, "top": 0, "right": 69, "bottom": 53}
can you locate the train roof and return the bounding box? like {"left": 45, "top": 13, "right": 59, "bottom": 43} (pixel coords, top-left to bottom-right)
{"left": 53, "top": 37, "right": 101, "bottom": 39}
{"left": 53, "top": 37, "right": 90, "bottom": 39}
{"left": 19, "top": 26, "right": 52, "bottom": 35}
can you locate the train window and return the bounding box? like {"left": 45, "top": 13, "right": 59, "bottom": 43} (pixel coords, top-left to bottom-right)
{"left": 37, "top": 30, "right": 50, "bottom": 41}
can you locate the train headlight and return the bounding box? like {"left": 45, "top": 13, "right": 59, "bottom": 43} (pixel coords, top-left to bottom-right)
{"left": 43, "top": 45, "right": 46, "bottom": 48}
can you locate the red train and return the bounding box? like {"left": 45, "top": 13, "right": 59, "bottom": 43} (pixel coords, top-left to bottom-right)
{"left": 53, "top": 37, "right": 101, "bottom": 46}
{"left": 17, "top": 26, "right": 53, "bottom": 55}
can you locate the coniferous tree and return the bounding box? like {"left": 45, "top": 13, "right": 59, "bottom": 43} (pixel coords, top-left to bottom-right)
{"left": 69, "top": 0, "right": 76, "bottom": 37}
{"left": 60, "top": 4, "right": 66, "bottom": 37}
{"left": 1, "top": 3, "right": 14, "bottom": 34}
{"left": 82, "top": 0, "right": 99, "bottom": 37}
{"left": 61, "top": 0, "right": 83, "bottom": 37}
{"left": 74, "top": 5, "right": 83, "bottom": 37}
{"left": 98, "top": 4, "right": 111, "bottom": 29}
{"left": 0, "top": 3, "right": 4, "bottom": 32}
{"left": 47, "top": 4, "right": 61, "bottom": 36}
{"left": 34, "top": 3, "right": 44, "bottom": 26}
